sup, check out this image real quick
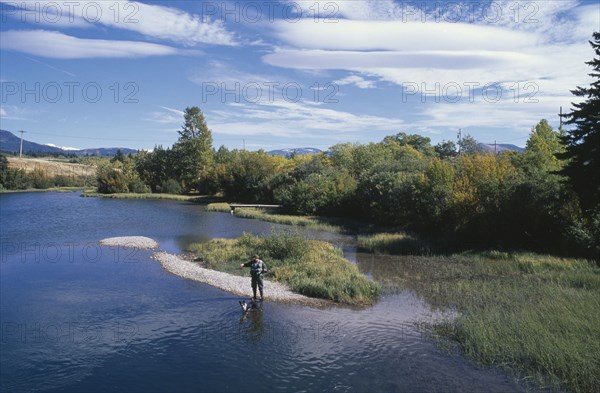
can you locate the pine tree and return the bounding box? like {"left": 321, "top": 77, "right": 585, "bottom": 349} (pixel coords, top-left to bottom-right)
{"left": 173, "top": 107, "right": 214, "bottom": 192}
{"left": 558, "top": 32, "right": 600, "bottom": 210}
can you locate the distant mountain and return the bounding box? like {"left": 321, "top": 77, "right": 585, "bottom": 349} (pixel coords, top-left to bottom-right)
{"left": 478, "top": 143, "right": 525, "bottom": 154}
{"left": 267, "top": 147, "right": 322, "bottom": 157}
{"left": 0, "top": 130, "right": 137, "bottom": 156}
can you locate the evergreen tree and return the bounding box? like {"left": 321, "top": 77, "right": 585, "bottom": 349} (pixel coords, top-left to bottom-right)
{"left": 173, "top": 107, "right": 214, "bottom": 192}
{"left": 558, "top": 32, "right": 600, "bottom": 209}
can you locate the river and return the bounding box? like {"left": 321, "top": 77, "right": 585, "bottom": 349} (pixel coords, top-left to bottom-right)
{"left": 0, "top": 192, "right": 528, "bottom": 392}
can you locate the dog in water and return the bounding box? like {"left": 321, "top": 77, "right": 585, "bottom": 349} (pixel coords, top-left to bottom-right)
{"left": 239, "top": 299, "right": 262, "bottom": 312}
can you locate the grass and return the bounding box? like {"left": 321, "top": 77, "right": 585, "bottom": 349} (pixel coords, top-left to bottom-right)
{"left": 0, "top": 186, "right": 88, "bottom": 194}
{"left": 7, "top": 156, "right": 96, "bottom": 177}
{"left": 367, "top": 251, "right": 600, "bottom": 393}
{"left": 205, "top": 203, "right": 377, "bottom": 233}
{"left": 81, "top": 191, "right": 216, "bottom": 202}
{"left": 357, "top": 232, "right": 432, "bottom": 254}
{"left": 205, "top": 202, "right": 232, "bottom": 212}
{"left": 188, "top": 231, "right": 380, "bottom": 305}
{"left": 206, "top": 203, "right": 341, "bottom": 231}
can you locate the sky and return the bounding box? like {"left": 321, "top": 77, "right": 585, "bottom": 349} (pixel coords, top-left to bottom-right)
{"left": 0, "top": 0, "right": 599, "bottom": 151}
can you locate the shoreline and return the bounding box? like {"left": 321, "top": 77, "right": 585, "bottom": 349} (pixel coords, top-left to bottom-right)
{"left": 99, "top": 236, "right": 327, "bottom": 306}
{"left": 153, "top": 251, "right": 328, "bottom": 306}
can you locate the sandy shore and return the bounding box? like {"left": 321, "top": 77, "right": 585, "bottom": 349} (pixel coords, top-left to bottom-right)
{"left": 99, "top": 236, "right": 325, "bottom": 305}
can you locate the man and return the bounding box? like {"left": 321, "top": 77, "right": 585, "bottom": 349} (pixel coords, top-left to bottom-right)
{"left": 240, "top": 255, "right": 268, "bottom": 301}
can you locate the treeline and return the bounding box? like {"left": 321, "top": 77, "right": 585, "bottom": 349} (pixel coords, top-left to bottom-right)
{"left": 99, "top": 32, "right": 599, "bottom": 259}
{"left": 95, "top": 114, "right": 598, "bottom": 259}
{"left": 0, "top": 155, "right": 89, "bottom": 189}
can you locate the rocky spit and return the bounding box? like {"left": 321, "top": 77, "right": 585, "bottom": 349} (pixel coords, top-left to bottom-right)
{"left": 99, "top": 236, "right": 325, "bottom": 306}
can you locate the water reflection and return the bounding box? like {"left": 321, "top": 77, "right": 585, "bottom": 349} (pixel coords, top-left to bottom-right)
{"left": 239, "top": 303, "right": 265, "bottom": 344}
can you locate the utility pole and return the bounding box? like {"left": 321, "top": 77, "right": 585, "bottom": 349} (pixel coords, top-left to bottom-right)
{"left": 559, "top": 106, "right": 563, "bottom": 131}
{"left": 457, "top": 128, "right": 462, "bottom": 155}
{"left": 19, "top": 130, "right": 25, "bottom": 158}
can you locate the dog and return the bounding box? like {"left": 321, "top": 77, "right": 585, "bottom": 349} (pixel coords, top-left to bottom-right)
{"left": 239, "top": 299, "right": 262, "bottom": 312}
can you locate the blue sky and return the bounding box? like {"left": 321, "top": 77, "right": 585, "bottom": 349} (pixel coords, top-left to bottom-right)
{"left": 1, "top": 0, "right": 599, "bottom": 151}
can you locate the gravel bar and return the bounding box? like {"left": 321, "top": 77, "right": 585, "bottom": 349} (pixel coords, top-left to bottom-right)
{"left": 99, "top": 236, "right": 159, "bottom": 249}
{"left": 153, "top": 251, "right": 327, "bottom": 306}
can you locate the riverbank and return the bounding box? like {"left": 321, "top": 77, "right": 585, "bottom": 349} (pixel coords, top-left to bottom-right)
{"left": 0, "top": 186, "right": 88, "bottom": 194}
{"left": 367, "top": 251, "right": 600, "bottom": 393}
{"left": 82, "top": 190, "right": 219, "bottom": 203}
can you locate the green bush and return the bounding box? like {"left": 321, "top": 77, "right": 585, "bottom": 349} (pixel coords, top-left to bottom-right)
{"left": 96, "top": 165, "right": 129, "bottom": 194}
{"left": 160, "top": 178, "right": 182, "bottom": 194}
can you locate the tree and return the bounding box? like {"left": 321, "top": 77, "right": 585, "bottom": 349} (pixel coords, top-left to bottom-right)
{"left": 111, "top": 149, "right": 125, "bottom": 163}
{"left": 558, "top": 32, "right": 600, "bottom": 210}
{"left": 384, "top": 132, "right": 435, "bottom": 156}
{"left": 173, "top": 107, "right": 214, "bottom": 192}
{"left": 0, "top": 154, "right": 8, "bottom": 188}
{"left": 524, "top": 119, "right": 565, "bottom": 172}
{"left": 458, "top": 134, "right": 482, "bottom": 155}
{"left": 434, "top": 140, "right": 458, "bottom": 159}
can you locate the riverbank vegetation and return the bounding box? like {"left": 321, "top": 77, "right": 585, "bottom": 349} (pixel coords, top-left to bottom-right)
{"left": 88, "top": 114, "right": 599, "bottom": 259}
{"left": 0, "top": 154, "right": 95, "bottom": 190}
{"left": 368, "top": 251, "right": 599, "bottom": 393}
{"left": 188, "top": 232, "right": 380, "bottom": 305}
{"left": 81, "top": 190, "right": 214, "bottom": 202}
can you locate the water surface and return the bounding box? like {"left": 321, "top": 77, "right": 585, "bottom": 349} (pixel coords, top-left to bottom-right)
{"left": 1, "top": 192, "right": 528, "bottom": 392}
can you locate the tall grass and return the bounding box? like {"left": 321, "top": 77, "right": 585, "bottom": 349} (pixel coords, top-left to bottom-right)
{"left": 82, "top": 191, "right": 210, "bottom": 202}
{"left": 188, "top": 231, "right": 380, "bottom": 305}
{"left": 205, "top": 203, "right": 342, "bottom": 232}
{"left": 357, "top": 232, "right": 431, "bottom": 254}
{"left": 205, "top": 202, "right": 231, "bottom": 212}
{"left": 371, "top": 252, "right": 600, "bottom": 392}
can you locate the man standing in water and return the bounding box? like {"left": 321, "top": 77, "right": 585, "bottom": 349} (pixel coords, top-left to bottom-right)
{"left": 240, "top": 255, "right": 268, "bottom": 301}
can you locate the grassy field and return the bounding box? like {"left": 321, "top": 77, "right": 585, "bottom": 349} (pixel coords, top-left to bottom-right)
{"left": 7, "top": 156, "right": 96, "bottom": 177}
{"left": 188, "top": 231, "right": 380, "bottom": 305}
{"left": 364, "top": 250, "right": 600, "bottom": 393}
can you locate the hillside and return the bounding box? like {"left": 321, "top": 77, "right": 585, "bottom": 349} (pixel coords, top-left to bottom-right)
{"left": 478, "top": 143, "right": 525, "bottom": 153}
{"left": 267, "top": 147, "right": 322, "bottom": 157}
{"left": 7, "top": 157, "right": 96, "bottom": 178}
{"left": 0, "top": 130, "right": 137, "bottom": 156}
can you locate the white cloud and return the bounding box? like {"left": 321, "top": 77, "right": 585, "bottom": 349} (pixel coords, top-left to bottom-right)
{"left": 0, "top": 30, "right": 184, "bottom": 58}
{"left": 264, "top": 49, "right": 539, "bottom": 70}
{"left": 209, "top": 98, "right": 405, "bottom": 142}
{"left": 262, "top": 2, "right": 596, "bottom": 135}
{"left": 0, "top": 0, "right": 237, "bottom": 46}
{"left": 270, "top": 19, "right": 539, "bottom": 51}
{"left": 333, "top": 74, "right": 377, "bottom": 89}
{"left": 0, "top": 105, "right": 35, "bottom": 121}
{"left": 145, "top": 107, "right": 185, "bottom": 125}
